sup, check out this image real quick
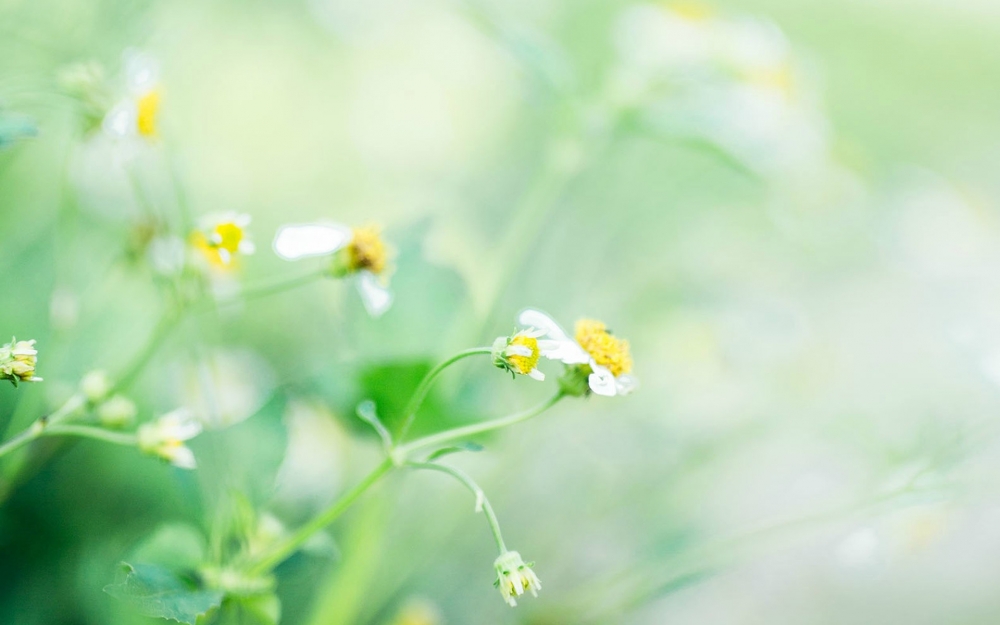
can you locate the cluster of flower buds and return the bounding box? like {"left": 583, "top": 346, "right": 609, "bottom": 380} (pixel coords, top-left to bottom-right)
{"left": 0, "top": 338, "right": 42, "bottom": 386}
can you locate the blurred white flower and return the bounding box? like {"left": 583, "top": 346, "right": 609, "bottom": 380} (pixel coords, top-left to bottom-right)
{"left": 81, "top": 370, "right": 111, "bottom": 403}
{"left": 274, "top": 400, "right": 347, "bottom": 511}
{"left": 273, "top": 222, "right": 394, "bottom": 317}
{"left": 103, "top": 50, "right": 162, "bottom": 142}
{"left": 518, "top": 309, "right": 637, "bottom": 397}
{"left": 97, "top": 395, "right": 138, "bottom": 429}
{"left": 138, "top": 408, "right": 202, "bottom": 469}
{"left": 493, "top": 550, "right": 541, "bottom": 607}
{"left": 191, "top": 212, "right": 256, "bottom": 270}
{"left": 181, "top": 348, "right": 275, "bottom": 430}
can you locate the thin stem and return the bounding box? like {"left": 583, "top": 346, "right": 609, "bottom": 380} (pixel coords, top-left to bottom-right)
{"left": 250, "top": 458, "right": 395, "bottom": 575}
{"left": 221, "top": 269, "right": 328, "bottom": 305}
{"left": 398, "top": 392, "right": 564, "bottom": 457}
{"left": 0, "top": 424, "right": 42, "bottom": 459}
{"left": 41, "top": 425, "right": 137, "bottom": 446}
{"left": 397, "top": 347, "right": 493, "bottom": 441}
{"left": 0, "top": 393, "right": 87, "bottom": 460}
{"left": 407, "top": 461, "right": 507, "bottom": 553}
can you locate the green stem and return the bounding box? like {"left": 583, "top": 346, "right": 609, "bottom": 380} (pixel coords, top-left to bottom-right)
{"left": 398, "top": 392, "right": 564, "bottom": 457}
{"left": 41, "top": 424, "right": 137, "bottom": 446}
{"left": 250, "top": 458, "right": 395, "bottom": 575}
{"left": 0, "top": 393, "right": 87, "bottom": 459}
{"left": 221, "top": 269, "right": 328, "bottom": 305}
{"left": 397, "top": 347, "right": 493, "bottom": 441}
{"left": 407, "top": 461, "right": 507, "bottom": 553}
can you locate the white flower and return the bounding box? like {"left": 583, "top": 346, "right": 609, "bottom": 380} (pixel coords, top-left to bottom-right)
{"left": 192, "top": 212, "right": 256, "bottom": 269}
{"left": 81, "top": 370, "right": 111, "bottom": 403}
{"left": 518, "top": 309, "right": 638, "bottom": 397}
{"left": 272, "top": 222, "right": 394, "bottom": 317}
{"left": 0, "top": 337, "right": 42, "bottom": 386}
{"left": 138, "top": 409, "right": 202, "bottom": 469}
{"left": 491, "top": 328, "right": 563, "bottom": 381}
{"left": 103, "top": 50, "right": 161, "bottom": 141}
{"left": 493, "top": 550, "right": 541, "bottom": 607}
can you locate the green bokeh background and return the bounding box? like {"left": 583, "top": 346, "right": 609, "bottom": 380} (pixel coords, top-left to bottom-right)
{"left": 3, "top": 0, "right": 1000, "bottom": 623}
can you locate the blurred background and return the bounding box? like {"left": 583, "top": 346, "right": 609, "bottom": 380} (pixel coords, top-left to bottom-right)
{"left": 3, "top": 0, "right": 1000, "bottom": 623}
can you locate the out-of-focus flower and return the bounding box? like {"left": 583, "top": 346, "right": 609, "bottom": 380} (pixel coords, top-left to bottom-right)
{"left": 492, "top": 328, "right": 561, "bottom": 381}
{"left": 272, "top": 222, "right": 394, "bottom": 317}
{"left": 0, "top": 338, "right": 42, "bottom": 386}
{"left": 518, "top": 310, "right": 637, "bottom": 397}
{"left": 191, "top": 213, "right": 256, "bottom": 269}
{"left": 386, "top": 596, "right": 443, "bottom": 625}
{"left": 58, "top": 61, "right": 112, "bottom": 134}
{"left": 493, "top": 550, "right": 541, "bottom": 607}
{"left": 97, "top": 395, "right": 138, "bottom": 429}
{"left": 103, "top": 50, "right": 162, "bottom": 142}
{"left": 180, "top": 348, "right": 275, "bottom": 430}
{"left": 138, "top": 409, "right": 202, "bottom": 469}
{"left": 81, "top": 370, "right": 111, "bottom": 403}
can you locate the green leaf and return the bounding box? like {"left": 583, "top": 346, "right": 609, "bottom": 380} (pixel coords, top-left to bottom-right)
{"left": 211, "top": 595, "right": 281, "bottom": 625}
{"left": 104, "top": 562, "right": 223, "bottom": 624}
{"left": 426, "top": 442, "right": 484, "bottom": 461}
{"left": 355, "top": 400, "right": 392, "bottom": 449}
{"left": 129, "top": 523, "right": 207, "bottom": 572}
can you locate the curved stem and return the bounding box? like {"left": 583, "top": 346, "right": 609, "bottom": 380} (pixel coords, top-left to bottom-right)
{"left": 398, "top": 392, "right": 564, "bottom": 457}
{"left": 407, "top": 461, "right": 507, "bottom": 553}
{"left": 250, "top": 458, "right": 395, "bottom": 575}
{"left": 41, "top": 424, "right": 137, "bottom": 446}
{"left": 230, "top": 269, "right": 328, "bottom": 304}
{"left": 0, "top": 393, "right": 87, "bottom": 460}
{"left": 397, "top": 347, "right": 493, "bottom": 441}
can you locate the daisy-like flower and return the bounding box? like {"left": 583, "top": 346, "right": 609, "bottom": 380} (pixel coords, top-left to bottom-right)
{"left": 191, "top": 212, "right": 256, "bottom": 269}
{"left": 491, "top": 328, "right": 561, "bottom": 381}
{"left": 493, "top": 550, "right": 541, "bottom": 607}
{"left": 0, "top": 337, "right": 42, "bottom": 386}
{"left": 103, "top": 50, "right": 162, "bottom": 141}
{"left": 137, "top": 408, "right": 202, "bottom": 469}
{"left": 272, "top": 222, "right": 394, "bottom": 317}
{"left": 517, "top": 309, "right": 637, "bottom": 397}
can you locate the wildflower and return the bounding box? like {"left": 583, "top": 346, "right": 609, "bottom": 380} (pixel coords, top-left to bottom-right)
{"left": 97, "top": 395, "right": 138, "bottom": 429}
{"left": 518, "top": 309, "right": 637, "bottom": 397}
{"left": 137, "top": 409, "right": 202, "bottom": 469}
{"left": 191, "top": 213, "right": 256, "bottom": 268}
{"left": 103, "top": 50, "right": 162, "bottom": 141}
{"left": 0, "top": 338, "right": 42, "bottom": 386}
{"left": 81, "top": 370, "right": 111, "bottom": 403}
{"left": 272, "top": 222, "right": 394, "bottom": 317}
{"left": 493, "top": 550, "right": 541, "bottom": 607}
{"left": 491, "top": 328, "right": 561, "bottom": 381}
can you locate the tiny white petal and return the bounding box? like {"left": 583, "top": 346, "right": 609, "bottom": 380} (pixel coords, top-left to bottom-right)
{"left": 356, "top": 271, "right": 393, "bottom": 317}
{"left": 168, "top": 445, "right": 197, "bottom": 469}
{"left": 588, "top": 363, "right": 617, "bottom": 397}
{"left": 518, "top": 309, "right": 571, "bottom": 342}
{"left": 124, "top": 49, "right": 160, "bottom": 94}
{"left": 103, "top": 101, "right": 136, "bottom": 137}
{"left": 542, "top": 339, "right": 592, "bottom": 365}
{"left": 272, "top": 223, "right": 351, "bottom": 260}
{"left": 616, "top": 374, "right": 639, "bottom": 396}
{"left": 528, "top": 368, "right": 545, "bottom": 381}
{"left": 239, "top": 241, "right": 256, "bottom": 255}
{"left": 217, "top": 248, "right": 232, "bottom": 264}
{"left": 506, "top": 344, "right": 533, "bottom": 358}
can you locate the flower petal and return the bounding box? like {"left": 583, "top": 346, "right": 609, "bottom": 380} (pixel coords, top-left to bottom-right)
{"left": 167, "top": 445, "right": 197, "bottom": 469}
{"left": 506, "top": 344, "right": 533, "bottom": 358}
{"left": 588, "top": 363, "right": 617, "bottom": 397}
{"left": 540, "top": 339, "right": 592, "bottom": 365}
{"left": 616, "top": 374, "right": 639, "bottom": 396}
{"left": 273, "top": 223, "right": 351, "bottom": 260}
{"left": 356, "top": 271, "right": 393, "bottom": 317}
{"left": 124, "top": 49, "right": 160, "bottom": 94}
{"left": 518, "top": 309, "right": 571, "bottom": 342}
{"left": 528, "top": 368, "right": 545, "bottom": 381}
{"left": 103, "top": 100, "right": 137, "bottom": 137}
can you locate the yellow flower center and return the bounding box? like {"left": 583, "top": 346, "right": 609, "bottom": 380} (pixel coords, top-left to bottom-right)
{"left": 136, "top": 88, "right": 161, "bottom": 138}
{"left": 348, "top": 225, "right": 388, "bottom": 275}
{"left": 212, "top": 222, "right": 245, "bottom": 255}
{"left": 575, "top": 319, "right": 633, "bottom": 377}
{"left": 191, "top": 221, "right": 247, "bottom": 268}
{"left": 508, "top": 334, "right": 540, "bottom": 375}
{"left": 667, "top": 1, "right": 714, "bottom": 21}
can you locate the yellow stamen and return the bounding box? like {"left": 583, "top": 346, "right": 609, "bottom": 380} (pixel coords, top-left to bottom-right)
{"left": 136, "top": 88, "right": 161, "bottom": 138}
{"left": 212, "top": 222, "right": 245, "bottom": 255}
{"left": 507, "top": 334, "right": 540, "bottom": 375}
{"left": 348, "top": 225, "right": 389, "bottom": 275}
{"left": 575, "top": 319, "right": 633, "bottom": 377}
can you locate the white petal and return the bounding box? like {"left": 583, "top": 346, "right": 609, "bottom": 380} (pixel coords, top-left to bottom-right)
{"left": 124, "top": 49, "right": 160, "bottom": 94}
{"left": 518, "top": 309, "right": 571, "bottom": 342}
{"left": 616, "top": 374, "right": 639, "bottom": 396}
{"left": 103, "top": 101, "right": 136, "bottom": 137}
{"left": 356, "top": 271, "right": 393, "bottom": 317}
{"left": 588, "top": 363, "right": 618, "bottom": 397}
{"left": 272, "top": 223, "right": 351, "bottom": 260}
{"left": 168, "top": 445, "right": 197, "bottom": 469}
{"left": 541, "top": 339, "right": 592, "bottom": 365}
{"left": 528, "top": 368, "right": 545, "bottom": 381}
{"left": 160, "top": 409, "right": 202, "bottom": 440}
{"left": 239, "top": 241, "right": 256, "bottom": 255}
{"left": 506, "top": 344, "right": 533, "bottom": 358}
